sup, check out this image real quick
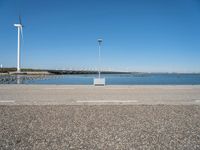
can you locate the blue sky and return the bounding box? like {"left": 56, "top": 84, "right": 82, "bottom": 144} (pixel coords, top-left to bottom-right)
{"left": 0, "top": 0, "right": 200, "bottom": 72}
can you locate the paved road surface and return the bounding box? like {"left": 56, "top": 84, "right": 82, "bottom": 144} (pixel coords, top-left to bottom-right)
{"left": 0, "top": 85, "right": 200, "bottom": 105}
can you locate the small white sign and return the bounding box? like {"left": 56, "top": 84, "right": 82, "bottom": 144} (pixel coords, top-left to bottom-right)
{"left": 94, "top": 78, "right": 105, "bottom": 86}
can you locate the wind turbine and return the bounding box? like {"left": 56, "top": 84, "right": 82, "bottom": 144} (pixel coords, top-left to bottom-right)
{"left": 14, "top": 16, "right": 24, "bottom": 73}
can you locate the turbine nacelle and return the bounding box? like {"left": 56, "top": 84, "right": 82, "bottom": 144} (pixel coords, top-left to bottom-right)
{"left": 14, "top": 24, "right": 22, "bottom": 27}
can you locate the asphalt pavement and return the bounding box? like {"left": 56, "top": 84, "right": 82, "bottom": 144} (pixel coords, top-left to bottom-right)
{"left": 0, "top": 105, "right": 200, "bottom": 150}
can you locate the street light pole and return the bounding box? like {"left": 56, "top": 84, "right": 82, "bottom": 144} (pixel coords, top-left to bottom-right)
{"left": 98, "top": 39, "right": 102, "bottom": 78}
{"left": 94, "top": 38, "right": 105, "bottom": 86}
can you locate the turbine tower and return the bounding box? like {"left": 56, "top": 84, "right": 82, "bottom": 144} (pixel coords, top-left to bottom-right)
{"left": 14, "top": 16, "right": 23, "bottom": 72}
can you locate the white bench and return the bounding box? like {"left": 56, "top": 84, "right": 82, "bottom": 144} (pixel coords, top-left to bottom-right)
{"left": 93, "top": 78, "right": 105, "bottom": 86}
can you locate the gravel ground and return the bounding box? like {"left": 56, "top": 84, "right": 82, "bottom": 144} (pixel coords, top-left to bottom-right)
{"left": 0, "top": 105, "right": 200, "bottom": 150}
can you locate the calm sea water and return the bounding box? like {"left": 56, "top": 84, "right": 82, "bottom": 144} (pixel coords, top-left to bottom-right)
{"left": 1, "top": 74, "right": 200, "bottom": 85}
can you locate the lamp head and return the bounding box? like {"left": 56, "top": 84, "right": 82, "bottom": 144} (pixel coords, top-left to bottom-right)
{"left": 98, "top": 38, "right": 103, "bottom": 44}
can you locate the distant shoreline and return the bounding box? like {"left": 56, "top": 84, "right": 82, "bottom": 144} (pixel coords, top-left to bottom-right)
{"left": 0, "top": 68, "right": 200, "bottom": 75}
